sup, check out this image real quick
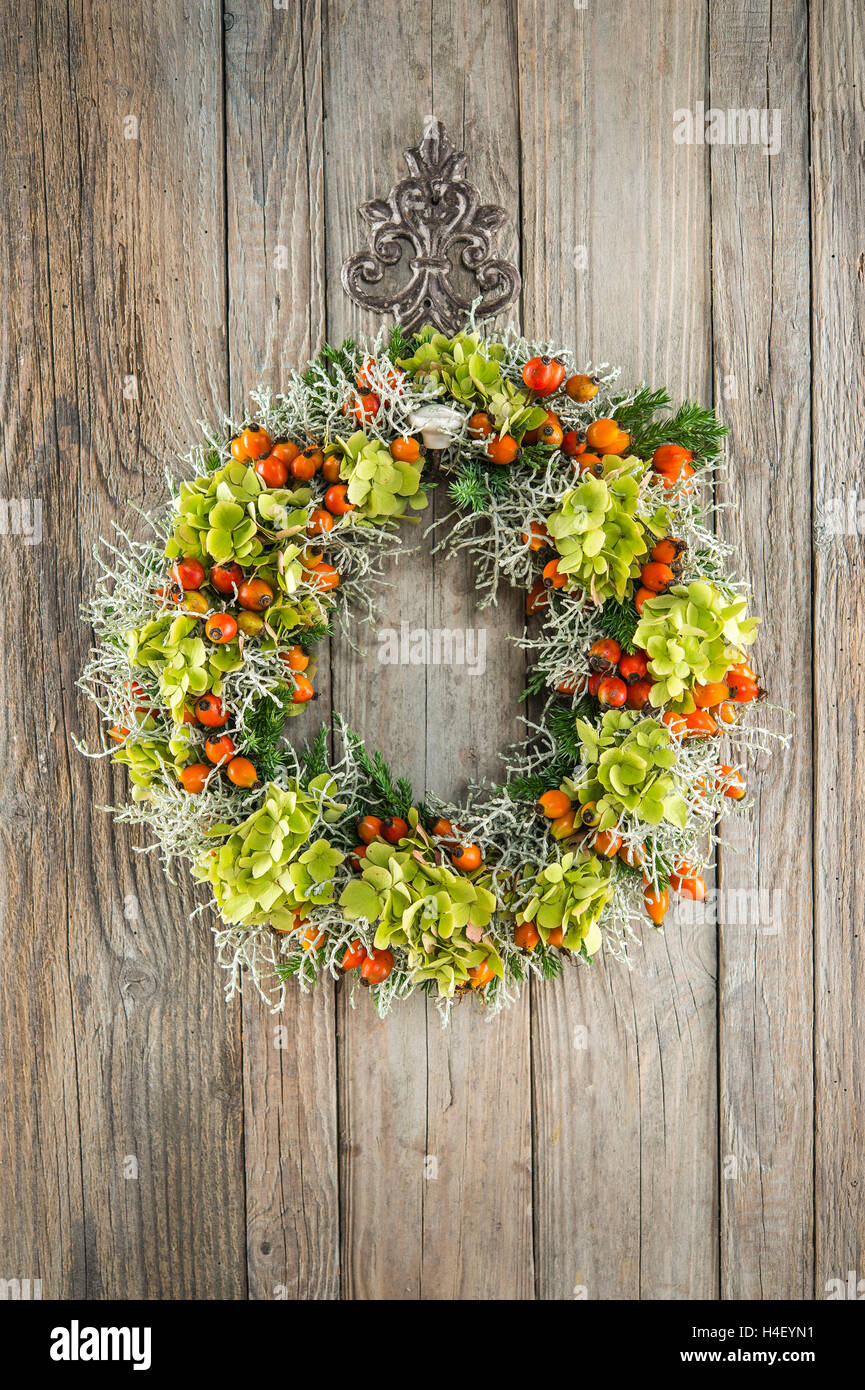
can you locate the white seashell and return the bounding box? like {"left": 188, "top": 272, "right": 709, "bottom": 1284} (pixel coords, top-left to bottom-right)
{"left": 408, "top": 404, "right": 465, "bottom": 450}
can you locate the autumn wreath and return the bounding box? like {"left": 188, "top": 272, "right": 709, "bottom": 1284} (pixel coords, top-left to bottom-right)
{"left": 80, "top": 322, "right": 779, "bottom": 1018}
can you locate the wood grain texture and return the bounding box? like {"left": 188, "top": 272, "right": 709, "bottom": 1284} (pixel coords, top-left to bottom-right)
{"left": 224, "top": 0, "right": 339, "bottom": 1301}
{"left": 422, "top": 0, "right": 533, "bottom": 1302}
{"left": 709, "top": 0, "right": 814, "bottom": 1300}
{"left": 518, "top": 0, "right": 719, "bottom": 1300}
{"left": 0, "top": 7, "right": 87, "bottom": 1297}
{"left": 810, "top": 0, "right": 865, "bottom": 1295}
{"left": 1, "top": 0, "right": 862, "bottom": 1303}
{"left": 226, "top": 0, "right": 326, "bottom": 391}
{"left": 324, "top": 0, "right": 434, "bottom": 1301}
{"left": 0, "top": 0, "right": 246, "bottom": 1298}
{"left": 325, "top": 0, "right": 533, "bottom": 1299}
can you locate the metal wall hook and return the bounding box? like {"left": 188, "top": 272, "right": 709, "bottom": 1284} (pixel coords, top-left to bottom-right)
{"left": 341, "top": 118, "right": 521, "bottom": 336}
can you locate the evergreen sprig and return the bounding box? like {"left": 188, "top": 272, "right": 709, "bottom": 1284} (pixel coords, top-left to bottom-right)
{"left": 507, "top": 953, "right": 526, "bottom": 983}
{"left": 608, "top": 385, "right": 728, "bottom": 462}
{"left": 387, "top": 323, "right": 413, "bottom": 361}
{"left": 300, "top": 725, "right": 331, "bottom": 785}
{"left": 301, "top": 337, "right": 358, "bottom": 391}
{"left": 595, "top": 597, "right": 640, "bottom": 653}
{"left": 546, "top": 696, "right": 593, "bottom": 760}
{"left": 502, "top": 693, "right": 595, "bottom": 801}
{"left": 275, "top": 957, "right": 303, "bottom": 980}
{"left": 238, "top": 690, "right": 295, "bottom": 782}
{"left": 520, "top": 442, "right": 558, "bottom": 470}
{"left": 610, "top": 386, "right": 672, "bottom": 435}
{"left": 537, "top": 946, "right": 563, "bottom": 981}
{"left": 629, "top": 398, "right": 728, "bottom": 462}
{"left": 522, "top": 666, "right": 550, "bottom": 698}
{"left": 448, "top": 458, "right": 510, "bottom": 513}
{"left": 501, "top": 760, "right": 574, "bottom": 802}
{"left": 300, "top": 619, "right": 332, "bottom": 650}
{"left": 341, "top": 728, "right": 415, "bottom": 819}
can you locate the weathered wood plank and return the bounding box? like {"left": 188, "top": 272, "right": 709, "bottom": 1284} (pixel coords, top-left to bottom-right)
{"left": 225, "top": 0, "right": 326, "bottom": 394}
{"left": 810, "top": 0, "right": 865, "bottom": 1296}
{"left": 224, "top": 0, "right": 340, "bottom": 1302}
{"left": 709, "top": 0, "right": 814, "bottom": 1300}
{"left": 0, "top": 0, "right": 246, "bottom": 1298}
{"left": 421, "top": 0, "right": 533, "bottom": 1302}
{"left": 325, "top": 0, "right": 436, "bottom": 1301}
{"left": 325, "top": 0, "right": 533, "bottom": 1298}
{"left": 518, "top": 0, "right": 718, "bottom": 1299}
{"left": 5, "top": 0, "right": 858, "bottom": 1305}
{"left": 0, "top": 10, "right": 85, "bottom": 1299}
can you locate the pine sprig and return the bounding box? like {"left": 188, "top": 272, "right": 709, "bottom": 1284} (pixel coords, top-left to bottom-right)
{"left": 546, "top": 697, "right": 593, "bottom": 760}
{"left": 520, "top": 442, "right": 558, "bottom": 470}
{"left": 522, "top": 665, "right": 551, "bottom": 698}
{"left": 502, "top": 692, "right": 596, "bottom": 800}
{"left": 300, "top": 619, "right": 332, "bottom": 651}
{"left": 341, "top": 728, "right": 415, "bottom": 819}
{"left": 537, "top": 946, "right": 563, "bottom": 981}
{"left": 501, "top": 759, "right": 574, "bottom": 802}
{"left": 300, "top": 725, "right": 331, "bottom": 785}
{"left": 238, "top": 690, "right": 294, "bottom": 782}
{"left": 300, "top": 337, "right": 358, "bottom": 391}
{"left": 629, "top": 399, "right": 728, "bottom": 462}
{"left": 448, "top": 458, "right": 510, "bottom": 513}
{"left": 507, "top": 953, "right": 526, "bottom": 983}
{"left": 275, "top": 957, "right": 303, "bottom": 980}
{"left": 595, "top": 597, "right": 639, "bottom": 653}
{"left": 610, "top": 386, "right": 672, "bottom": 435}
{"left": 387, "top": 323, "right": 413, "bottom": 361}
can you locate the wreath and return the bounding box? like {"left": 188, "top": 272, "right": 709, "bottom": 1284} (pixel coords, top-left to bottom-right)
{"left": 80, "top": 321, "right": 780, "bottom": 1018}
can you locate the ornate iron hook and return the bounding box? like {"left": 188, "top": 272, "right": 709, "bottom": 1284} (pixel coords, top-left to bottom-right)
{"left": 341, "top": 118, "right": 521, "bottom": 335}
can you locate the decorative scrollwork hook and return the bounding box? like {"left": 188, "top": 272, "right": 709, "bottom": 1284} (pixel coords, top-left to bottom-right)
{"left": 341, "top": 118, "right": 521, "bottom": 335}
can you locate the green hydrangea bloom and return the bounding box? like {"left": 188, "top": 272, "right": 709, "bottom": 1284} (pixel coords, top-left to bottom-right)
{"left": 517, "top": 851, "right": 612, "bottom": 956}
{"left": 633, "top": 579, "right": 759, "bottom": 705}
{"left": 546, "top": 457, "right": 667, "bottom": 602}
{"left": 166, "top": 462, "right": 265, "bottom": 565}
{"left": 397, "top": 328, "right": 504, "bottom": 393}
{"left": 127, "top": 613, "right": 241, "bottom": 714}
{"left": 250, "top": 530, "right": 320, "bottom": 633}
{"left": 113, "top": 736, "right": 191, "bottom": 802}
{"left": 397, "top": 329, "right": 546, "bottom": 438}
{"left": 279, "top": 839, "right": 345, "bottom": 912}
{"left": 165, "top": 462, "right": 311, "bottom": 570}
{"left": 575, "top": 710, "right": 688, "bottom": 829}
{"left": 338, "top": 821, "right": 501, "bottom": 996}
{"left": 256, "top": 488, "right": 312, "bottom": 545}
{"left": 158, "top": 634, "right": 212, "bottom": 711}
{"left": 336, "top": 432, "right": 427, "bottom": 522}
{"left": 126, "top": 612, "right": 177, "bottom": 665}
{"left": 194, "top": 779, "right": 345, "bottom": 931}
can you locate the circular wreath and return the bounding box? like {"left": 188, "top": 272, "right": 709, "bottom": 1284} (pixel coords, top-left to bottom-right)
{"left": 80, "top": 321, "right": 780, "bottom": 1018}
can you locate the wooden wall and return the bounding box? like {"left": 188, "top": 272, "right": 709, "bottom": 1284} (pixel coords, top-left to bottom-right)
{"left": 0, "top": 0, "right": 860, "bottom": 1299}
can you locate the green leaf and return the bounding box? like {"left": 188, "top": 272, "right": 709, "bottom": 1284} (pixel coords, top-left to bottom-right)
{"left": 339, "top": 880, "right": 382, "bottom": 922}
